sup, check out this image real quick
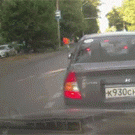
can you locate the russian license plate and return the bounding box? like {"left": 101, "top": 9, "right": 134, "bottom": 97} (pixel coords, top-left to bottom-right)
{"left": 105, "top": 85, "right": 135, "bottom": 99}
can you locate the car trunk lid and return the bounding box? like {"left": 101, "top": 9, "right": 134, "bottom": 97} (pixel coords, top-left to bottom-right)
{"left": 71, "top": 60, "right": 135, "bottom": 103}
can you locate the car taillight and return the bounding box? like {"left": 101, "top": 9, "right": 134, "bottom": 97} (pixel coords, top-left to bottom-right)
{"left": 64, "top": 72, "right": 82, "bottom": 99}
{"left": 104, "top": 40, "right": 109, "bottom": 42}
{"left": 86, "top": 48, "right": 91, "bottom": 52}
{"left": 123, "top": 45, "right": 128, "bottom": 49}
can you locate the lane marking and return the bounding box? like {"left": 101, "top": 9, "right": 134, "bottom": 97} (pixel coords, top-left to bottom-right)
{"left": 18, "top": 68, "right": 66, "bottom": 82}
{"left": 17, "top": 75, "right": 35, "bottom": 82}
{"left": 18, "top": 79, "right": 26, "bottom": 82}
{"left": 39, "top": 68, "right": 66, "bottom": 79}
{"left": 44, "top": 101, "right": 55, "bottom": 109}
{"left": 38, "top": 72, "right": 58, "bottom": 79}
{"left": 37, "top": 95, "right": 46, "bottom": 100}
{"left": 52, "top": 92, "right": 62, "bottom": 99}
{"left": 48, "top": 68, "right": 66, "bottom": 74}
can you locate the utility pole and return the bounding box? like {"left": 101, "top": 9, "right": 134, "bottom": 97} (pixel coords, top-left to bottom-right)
{"left": 81, "top": 1, "right": 88, "bottom": 36}
{"left": 56, "top": 0, "right": 61, "bottom": 50}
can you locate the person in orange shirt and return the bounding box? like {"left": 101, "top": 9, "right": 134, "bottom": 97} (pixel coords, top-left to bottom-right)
{"left": 63, "top": 37, "right": 69, "bottom": 44}
{"left": 63, "top": 37, "right": 70, "bottom": 50}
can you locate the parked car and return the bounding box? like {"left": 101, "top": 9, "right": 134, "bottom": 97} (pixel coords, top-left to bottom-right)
{"left": 0, "top": 44, "right": 17, "bottom": 58}
{"left": 64, "top": 31, "right": 135, "bottom": 105}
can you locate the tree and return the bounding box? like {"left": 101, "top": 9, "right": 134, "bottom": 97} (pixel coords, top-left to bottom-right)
{"left": 59, "top": 0, "right": 85, "bottom": 39}
{"left": 106, "top": 26, "right": 117, "bottom": 32}
{"left": 0, "top": 0, "right": 57, "bottom": 52}
{"left": 121, "top": 0, "right": 135, "bottom": 31}
{"left": 82, "top": 0, "right": 100, "bottom": 34}
{"left": 106, "top": 7, "right": 124, "bottom": 31}
{"left": 59, "top": 0, "right": 100, "bottom": 40}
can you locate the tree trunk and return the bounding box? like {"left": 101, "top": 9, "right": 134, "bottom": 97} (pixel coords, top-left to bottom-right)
{"left": 24, "top": 39, "right": 29, "bottom": 53}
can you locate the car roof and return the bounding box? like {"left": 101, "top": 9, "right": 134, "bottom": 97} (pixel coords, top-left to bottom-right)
{"left": 85, "top": 31, "right": 135, "bottom": 39}
{"left": 78, "top": 35, "right": 89, "bottom": 42}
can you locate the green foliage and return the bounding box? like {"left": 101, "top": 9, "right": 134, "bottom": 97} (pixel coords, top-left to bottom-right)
{"left": 0, "top": 0, "right": 100, "bottom": 51}
{"left": 59, "top": 0, "right": 100, "bottom": 39}
{"left": 106, "top": 26, "right": 117, "bottom": 32}
{"left": 82, "top": 0, "right": 100, "bottom": 34}
{"left": 122, "top": 0, "right": 135, "bottom": 31}
{"left": 106, "top": 1, "right": 134, "bottom": 31}
{"left": 0, "top": 0, "right": 57, "bottom": 51}
{"left": 106, "top": 7, "right": 124, "bottom": 31}
{"left": 59, "top": 0, "right": 85, "bottom": 38}
{"left": 0, "top": 35, "right": 6, "bottom": 44}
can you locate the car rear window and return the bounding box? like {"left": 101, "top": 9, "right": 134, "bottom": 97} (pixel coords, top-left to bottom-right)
{"left": 76, "top": 35, "right": 135, "bottom": 63}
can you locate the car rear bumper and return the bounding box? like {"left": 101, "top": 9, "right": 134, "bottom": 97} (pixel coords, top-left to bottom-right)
{"left": 64, "top": 98, "right": 103, "bottom": 106}
{"left": 64, "top": 97, "right": 135, "bottom": 107}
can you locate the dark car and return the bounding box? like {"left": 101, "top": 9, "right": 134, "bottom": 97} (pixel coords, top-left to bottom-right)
{"left": 78, "top": 34, "right": 90, "bottom": 42}
{"left": 64, "top": 31, "right": 135, "bottom": 105}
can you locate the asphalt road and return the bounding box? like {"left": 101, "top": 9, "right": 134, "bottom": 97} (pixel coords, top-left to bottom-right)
{"left": 1, "top": 44, "right": 135, "bottom": 119}
{"left": 2, "top": 45, "right": 135, "bottom": 134}
{"left": 0, "top": 49, "right": 71, "bottom": 117}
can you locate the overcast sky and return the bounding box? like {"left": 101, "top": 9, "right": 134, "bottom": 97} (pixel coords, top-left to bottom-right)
{"left": 98, "top": 0, "right": 123, "bottom": 33}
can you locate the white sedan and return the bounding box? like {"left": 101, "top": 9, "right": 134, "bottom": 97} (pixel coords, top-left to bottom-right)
{"left": 0, "top": 45, "right": 17, "bottom": 58}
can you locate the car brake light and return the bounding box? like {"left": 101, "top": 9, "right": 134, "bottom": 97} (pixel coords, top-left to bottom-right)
{"left": 64, "top": 91, "right": 82, "bottom": 99}
{"left": 104, "top": 40, "right": 109, "bottom": 42}
{"left": 65, "top": 72, "right": 76, "bottom": 82}
{"left": 86, "top": 48, "right": 91, "bottom": 52}
{"left": 64, "top": 72, "right": 82, "bottom": 99}
{"left": 123, "top": 45, "right": 128, "bottom": 49}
